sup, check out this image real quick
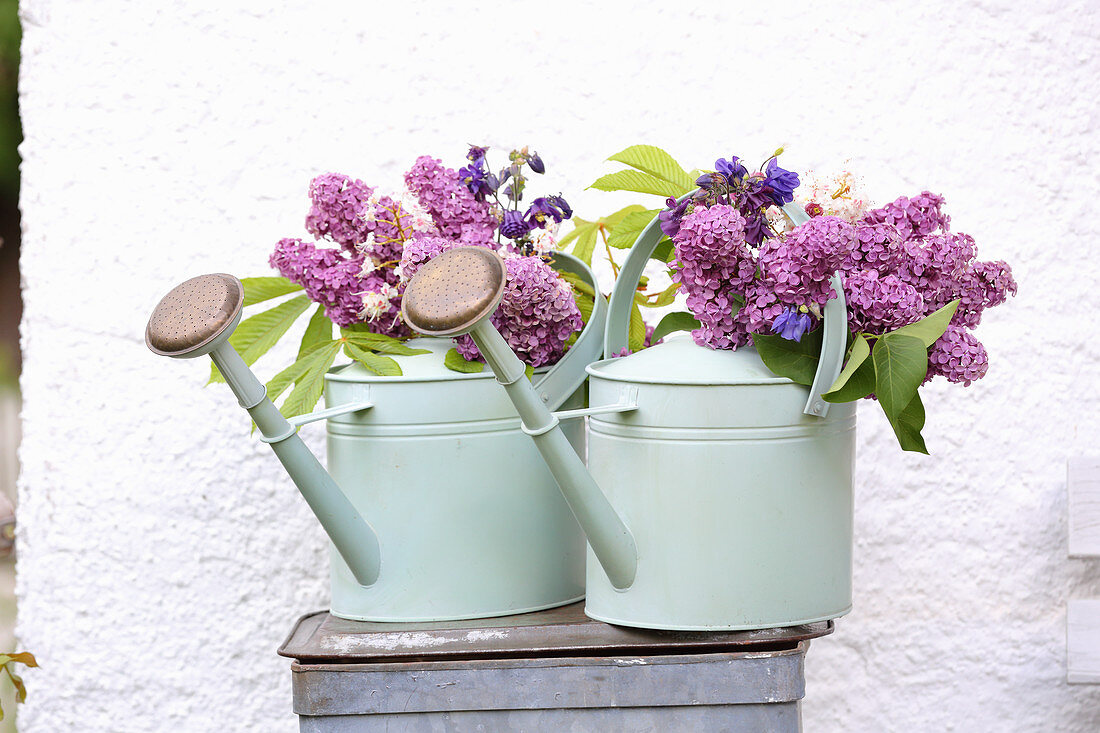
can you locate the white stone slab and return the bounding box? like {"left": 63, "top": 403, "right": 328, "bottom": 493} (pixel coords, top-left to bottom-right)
{"left": 1068, "top": 457, "right": 1100, "bottom": 558}
{"left": 1068, "top": 600, "right": 1100, "bottom": 684}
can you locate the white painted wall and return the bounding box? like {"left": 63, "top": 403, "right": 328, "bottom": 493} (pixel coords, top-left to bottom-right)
{"left": 14, "top": 0, "right": 1100, "bottom": 730}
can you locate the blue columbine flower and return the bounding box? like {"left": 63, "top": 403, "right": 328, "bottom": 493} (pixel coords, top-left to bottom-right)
{"left": 763, "top": 158, "right": 799, "bottom": 206}
{"left": 547, "top": 194, "right": 572, "bottom": 219}
{"left": 467, "top": 145, "right": 489, "bottom": 163}
{"left": 458, "top": 159, "right": 493, "bottom": 202}
{"left": 527, "top": 152, "right": 545, "bottom": 174}
{"left": 525, "top": 196, "right": 569, "bottom": 228}
{"left": 659, "top": 195, "right": 693, "bottom": 237}
{"left": 715, "top": 156, "right": 747, "bottom": 183}
{"left": 500, "top": 210, "right": 529, "bottom": 240}
{"left": 771, "top": 307, "right": 814, "bottom": 341}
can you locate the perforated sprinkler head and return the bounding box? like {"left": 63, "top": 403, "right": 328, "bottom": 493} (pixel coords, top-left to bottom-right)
{"left": 146, "top": 273, "right": 244, "bottom": 358}
{"left": 401, "top": 247, "right": 507, "bottom": 337}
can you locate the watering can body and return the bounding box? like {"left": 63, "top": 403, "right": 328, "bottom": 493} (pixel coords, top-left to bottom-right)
{"left": 576, "top": 201, "right": 856, "bottom": 630}
{"left": 322, "top": 338, "right": 587, "bottom": 621}
{"left": 583, "top": 339, "right": 855, "bottom": 630}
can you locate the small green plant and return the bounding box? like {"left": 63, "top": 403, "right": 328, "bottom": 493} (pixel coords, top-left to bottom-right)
{"left": 0, "top": 651, "right": 36, "bottom": 720}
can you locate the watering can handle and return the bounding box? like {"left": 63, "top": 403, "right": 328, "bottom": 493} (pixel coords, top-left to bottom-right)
{"left": 532, "top": 251, "right": 609, "bottom": 411}
{"left": 603, "top": 200, "right": 847, "bottom": 419}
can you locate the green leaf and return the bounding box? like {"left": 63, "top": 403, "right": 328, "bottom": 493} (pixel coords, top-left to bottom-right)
{"left": 606, "top": 209, "right": 661, "bottom": 249}
{"left": 572, "top": 223, "right": 598, "bottom": 266}
{"left": 651, "top": 311, "right": 700, "bottom": 343}
{"left": 628, "top": 302, "right": 647, "bottom": 352}
{"left": 298, "top": 306, "right": 333, "bottom": 360}
{"left": 524, "top": 364, "right": 535, "bottom": 381}
{"left": 241, "top": 276, "right": 303, "bottom": 306}
{"left": 639, "top": 281, "right": 679, "bottom": 308}
{"left": 343, "top": 342, "right": 402, "bottom": 376}
{"left": 653, "top": 239, "right": 675, "bottom": 263}
{"left": 265, "top": 341, "right": 338, "bottom": 403}
{"left": 607, "top": 145, "right": 695, "bottom": 190}
{"left": 209, "top": 295, "right": 311, "bottom": 383}
{"left": 751, "top": 328, "right": 824, "bottom": 386}
{"left": 598, "top": 204, "right": 647, "bottom": 227}
{"left": 574, "top": 292, "right": 594, "bottom": 324}
{"left": 274, "top": 341, "right": 341, "bottom": 417}
{"left": 885, "top": 390, "right": 929, "bottom": 454}
{"left": 590, "top": 170, "right": 687, "bottom": 199}
{"left": 823, "top": 334, "right": 874, "bottom": 402}
{"left": 871, "top": 333, "right": 928, "bottom": 420}
{"left": 555, "top": 218, "right": 588, "bottom": 250}
{"left": 444, "top": 347, "right": 485, "bottom": 373}
{"left": 888, "top": 299, "right": 960, "bottom": 347}
{"left": 557, "top": 270, "right": 596, "bottom": 298}
{"left": 344, "top": 334, "right": 430, "bottom": 356}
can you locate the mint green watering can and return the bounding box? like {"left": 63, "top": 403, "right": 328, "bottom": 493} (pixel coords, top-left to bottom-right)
{"left": 402, "top": 204, "right": 856, "bottom": 631}
{"left": 146, "top": 253, "right": 605, "bottom": 622}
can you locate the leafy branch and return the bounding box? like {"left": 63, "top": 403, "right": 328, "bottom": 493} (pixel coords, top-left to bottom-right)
{"left": 0, "top": 651, "right": 37, "bottom": 720}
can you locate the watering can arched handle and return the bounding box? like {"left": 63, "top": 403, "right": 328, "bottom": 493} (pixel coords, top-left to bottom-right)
{"left": 532, "top": 251, "right": 609, "bottom": 411}
{"left": 603, "top": 200, "right": 847, "bottom": 418}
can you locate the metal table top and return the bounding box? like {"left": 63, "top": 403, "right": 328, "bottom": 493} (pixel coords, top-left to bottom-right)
{"left": 279, "top": 602, "right": 832, "bottom": 664}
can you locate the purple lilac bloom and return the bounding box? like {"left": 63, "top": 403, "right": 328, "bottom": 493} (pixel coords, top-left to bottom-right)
{"left": 927, "top": 324, "right": 988, "bottom": 386}
{"left": 500, "top": 210, "right": 529, "bottom": 240}
{"left": 735, "top": 278, "right": 785, "bottom": 336}
{"left": 843, "top": 269, "right": 925, "bottom": 334}
{"left": 862, "top": 191, "right": 950, "bottom": 239}
{"left": 895, "top": 231, "right": 976, "bottom": 296}
{"left": 843, "top": 222, "right": 906, "bottom": 275}
{"left": 758, "top": 215, "right": 854, "bottom": 308}
{"left": 269, "top": 238, "right": 379, "bottom": 329}
{"left": 771, "top": 307, "right": 814, "bottom": 341}
{"left": 404, "top": 155, "right": 497, "bottom": 242}
{"left": 304, "top": 173, "right": 375, "bottom": 252}
{"left": 455, "top": 255, "right": 583, "bottom": 367}
{"left": 941, "top": 259, "right": 1018, "bottom": 328}
{"left": 671, "top": 204, "right": 756, "bottom": 349}
{"left": 762, "top": 159, "right": 800, "bottom": 206}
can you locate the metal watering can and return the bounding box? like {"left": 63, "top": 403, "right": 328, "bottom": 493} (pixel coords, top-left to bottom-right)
{"left": 146, "top": 253, "right": 606, "bottom": 622}
{"left": 402, "top": 204, "right": 855, "bottom": 630}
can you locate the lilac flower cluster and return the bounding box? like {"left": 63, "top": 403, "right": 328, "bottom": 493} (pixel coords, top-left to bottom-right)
{"left": 270, "top": 146, "right": 584, "bottom": 367}
{"left": 269, "top": 237, "right": 408, "bottom": 334}
{"left": 657, "top": 152, "right": 1016, "bottom": 389}
{"left": 843, "top": 269, "right": 925, "bottom": 333}
{"left": 927, "top": 325, "right": 988, "bottom": 386}
{"left": 454, "top": 255, "right": 583, "bottom": 367}
{"left": 759, "top": 215, "right": 854, "bottom": 309}
{"left": 404, "top": 156, "right": 497, "bottom": 243}
{"left": 671, "top": 205, "right": 755, "bottom": 349}
{"left": 305, "top": 174, "right": 375, "bottom": 252}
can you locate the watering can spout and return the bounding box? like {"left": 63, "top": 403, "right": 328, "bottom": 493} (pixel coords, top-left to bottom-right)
{"left": 400, "top": 248, "right": 639, "bottom": 590}
{"left": 146, "top": 274, "right": 381, "bottom": 587}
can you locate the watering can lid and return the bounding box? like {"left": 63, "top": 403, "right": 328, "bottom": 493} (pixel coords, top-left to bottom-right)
{"left": 586, "top": 333, "right": 793, "bottom": 386}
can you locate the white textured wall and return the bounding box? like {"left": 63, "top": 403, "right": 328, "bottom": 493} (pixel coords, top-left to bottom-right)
{"left": 14, "top": 0, "right": 1100, "bottom": 730}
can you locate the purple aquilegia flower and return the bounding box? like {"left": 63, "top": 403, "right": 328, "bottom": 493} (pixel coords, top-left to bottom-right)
{"left": 500, "top": 210, "right": 529, "bottom": 240}
{"left": 771, "top": 307, "right": 814, "bottom": 341}
{"left": 467, "top": 145, "right": 489, "bottom": 164}
{"left": 458, "top": 159, "right": 493, "bottom": 202}
{"left": 659, "top": 195, "right": 692, "bottom": 237}
{"left": 525, "top": 196, "right": 568, "bottom": 229}
{"left": 762, "top": 158, "right": 800, "bottom": 206}
{"left": 527, "top": 152, "right": 545, "bottom": 174}
{"left": 715, "top": 156, "right": 747, "bottom": 183}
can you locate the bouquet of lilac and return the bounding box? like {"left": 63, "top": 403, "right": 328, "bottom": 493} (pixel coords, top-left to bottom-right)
{"left": 566, "top": 145, "right": 1016, "bottom": 452}
{"left": 212, "top": 146, "right": 585, "bottom": 418}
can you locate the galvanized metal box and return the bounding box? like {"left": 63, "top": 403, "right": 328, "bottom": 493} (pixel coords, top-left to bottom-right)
{"left": 279, "top": 604, "right": 831, "bottom": 732}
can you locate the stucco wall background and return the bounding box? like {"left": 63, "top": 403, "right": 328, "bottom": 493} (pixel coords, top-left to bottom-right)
{"left": 13, "top": 0, "right": 1100, "bottom": 730}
